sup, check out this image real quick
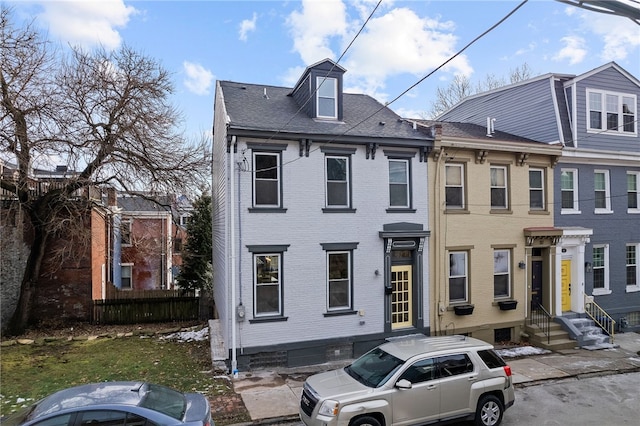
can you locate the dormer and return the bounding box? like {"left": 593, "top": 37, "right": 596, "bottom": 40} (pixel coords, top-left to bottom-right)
{"left": 289, "top": 59, "right": 346, "bottom": 121}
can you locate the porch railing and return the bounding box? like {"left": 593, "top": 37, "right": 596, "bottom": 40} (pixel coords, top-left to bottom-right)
{"left": 529, "top": 302, "right": 552, "bottom": 344}
{"left": 584, "top": 295, "right": 615, "bottom": 343}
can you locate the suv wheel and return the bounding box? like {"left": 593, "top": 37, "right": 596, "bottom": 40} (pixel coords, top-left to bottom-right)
{"left": 350, "top": 415, "right": 382, "bottom": 426}
{"left": 475, "top": 394, "right": 504, "bottom": 426}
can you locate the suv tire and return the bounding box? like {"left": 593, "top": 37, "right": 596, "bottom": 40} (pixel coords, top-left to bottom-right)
{"left": 350, "top": 415, "right": 382, "bottom": 426}
{"left": 475, "top": 394, "right": 504, "bottom": 426}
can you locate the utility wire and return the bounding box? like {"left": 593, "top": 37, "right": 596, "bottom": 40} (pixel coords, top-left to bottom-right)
{"left": 250, "top": 0, "right": 383, "bottom": 147}
{"left": 245, "top": 0, "right": 530, "bottom": 174}
{"left": 277, "top": 0, "right": 530, "bottom": 167}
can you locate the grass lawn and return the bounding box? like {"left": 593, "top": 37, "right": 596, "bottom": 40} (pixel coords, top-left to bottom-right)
{"left": 0, "top": 333, "right": 249, "bottom": 424}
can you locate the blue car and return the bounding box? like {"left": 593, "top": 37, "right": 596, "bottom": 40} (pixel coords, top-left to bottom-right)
{"left": 2, "top": 381, "right": 212, "bottom": 426}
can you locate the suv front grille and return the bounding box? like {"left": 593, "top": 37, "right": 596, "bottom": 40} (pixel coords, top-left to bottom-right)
{"left": 300, "top": 386, "right": 318, "bottom": 416}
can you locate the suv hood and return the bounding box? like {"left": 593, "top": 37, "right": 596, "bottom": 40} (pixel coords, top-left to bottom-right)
{"left": 306, "top": 368, "right": 370, "bottom": 398}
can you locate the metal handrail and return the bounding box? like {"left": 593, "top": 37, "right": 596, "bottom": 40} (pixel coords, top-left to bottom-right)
{"left": 584, "top": 295, "right": 616, "bottom": 343}
{"left": 529, "top": 302, "right": 552, "bottom": 344}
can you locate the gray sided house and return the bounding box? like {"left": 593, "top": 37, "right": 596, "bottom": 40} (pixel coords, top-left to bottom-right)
{"left": 212, "top": 59, "right": 434, "bottom": 370}
{"left": 439, "top": 62, "right": 640, "bottom": 334}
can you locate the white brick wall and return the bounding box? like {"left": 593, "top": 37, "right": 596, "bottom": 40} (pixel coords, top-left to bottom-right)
{"left": 216, "top": 137, "right": 430, "bottom": 348}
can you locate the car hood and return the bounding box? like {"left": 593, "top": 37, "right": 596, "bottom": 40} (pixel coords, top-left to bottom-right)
{"left": 306, "top": 368, "right": 370, "bottom": 399}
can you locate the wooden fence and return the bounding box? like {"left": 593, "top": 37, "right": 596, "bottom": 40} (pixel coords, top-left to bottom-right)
{"left": 92, "top": 287, "right": 200, "bottom": 324}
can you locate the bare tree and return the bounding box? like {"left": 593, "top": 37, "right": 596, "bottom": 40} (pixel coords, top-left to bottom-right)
{"left": 428, "top": 63, "right": 534, "bottom": 118}
{"left": 1, "top": 8, "right": 210, "bottom": 334}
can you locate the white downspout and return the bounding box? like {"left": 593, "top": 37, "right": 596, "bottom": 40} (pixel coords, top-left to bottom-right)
{"left": 230, "top": 135, "right": 238, "bottom": 377}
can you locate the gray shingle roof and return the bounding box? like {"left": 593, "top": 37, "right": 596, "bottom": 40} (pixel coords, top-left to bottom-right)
{"left": 219, "top": 80, "right": 432, "bottom": 145}
{"left": 413, "top": 120, "right": 547, "bottom": 144}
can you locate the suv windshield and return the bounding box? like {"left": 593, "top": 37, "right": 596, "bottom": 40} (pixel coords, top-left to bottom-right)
{"left": 345, "top": 347, "right": 404, "bottom": 388}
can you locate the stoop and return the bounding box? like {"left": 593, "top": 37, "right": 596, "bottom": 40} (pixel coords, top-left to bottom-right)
{"left": 524, "top": 322, "right": 576, "bottom": 351}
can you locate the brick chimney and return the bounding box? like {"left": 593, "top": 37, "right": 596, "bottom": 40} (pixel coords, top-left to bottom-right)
{"left": 107, "top": 188, "right": 117, "bottom": 207}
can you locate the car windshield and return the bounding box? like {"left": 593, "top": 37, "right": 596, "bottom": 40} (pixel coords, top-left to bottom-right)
{"left": 345, "top": 347, "right": 404, "bottom": 388}
{"left": 139, "top": 383, "right": 186, "bottom": 420}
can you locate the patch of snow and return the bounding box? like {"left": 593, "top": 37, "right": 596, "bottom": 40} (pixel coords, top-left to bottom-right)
{"left": 160, "top": 327, "right": 209, "bottom": 342}
{"left": 496, "top": 346, "right": 551, "bottom": 358}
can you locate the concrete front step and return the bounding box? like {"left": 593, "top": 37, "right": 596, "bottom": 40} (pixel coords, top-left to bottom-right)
{"left": 524, "top": 324, "right": 576, "bottom": 351}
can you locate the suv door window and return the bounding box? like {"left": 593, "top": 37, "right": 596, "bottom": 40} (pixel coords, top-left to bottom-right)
{"left": 392, "top": 358, "right": 440, "bottom": 424}
{"left": 437, "top": 353, "right": 474, "bottom": 377}
{"left": 398, "top": 358, "right": 436, "bottom": 383}
{"left": 436, "top": 353, "right": 475, "bottom": 417}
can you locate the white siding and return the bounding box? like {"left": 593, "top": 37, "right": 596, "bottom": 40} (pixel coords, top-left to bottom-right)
{"left": 212, "top": 82, "right": 231, "bottom": 352}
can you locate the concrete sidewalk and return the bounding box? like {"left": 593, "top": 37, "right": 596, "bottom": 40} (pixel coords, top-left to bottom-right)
{"left": 228, "top": 332, "right": 640, "bottom": 423}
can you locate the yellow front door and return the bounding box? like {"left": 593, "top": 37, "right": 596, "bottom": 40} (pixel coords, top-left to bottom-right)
{"left": 561, "top": 260, "right": 571, "bottom": 311}
{"left": 391, "top": 265, "right": 412, "bottom": 329}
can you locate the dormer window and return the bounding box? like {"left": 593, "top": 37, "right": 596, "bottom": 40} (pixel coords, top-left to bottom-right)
{"left": 587, "top": 89, "right": 637, "bottom": 135}
{"left": 317, "top": 76, "right": 337, "bottom": 119}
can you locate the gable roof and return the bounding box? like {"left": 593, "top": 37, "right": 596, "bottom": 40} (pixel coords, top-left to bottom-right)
{"left": 437, "top": 62, "right": 639, "bottom": 148}
{"left": 218, "top": 80, "right": 432, "bottom": 146}
{"left": 568, "top": 61, "right": 640, "bottom": 88}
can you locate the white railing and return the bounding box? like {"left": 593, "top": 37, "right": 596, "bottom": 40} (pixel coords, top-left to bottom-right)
{"left": 584, "top": 295, "right": 615, "bottom": 343}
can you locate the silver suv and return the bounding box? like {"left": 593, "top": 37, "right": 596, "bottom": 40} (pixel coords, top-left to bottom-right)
{"left": 299, "top": 335, "right": 514, "bottom": 426}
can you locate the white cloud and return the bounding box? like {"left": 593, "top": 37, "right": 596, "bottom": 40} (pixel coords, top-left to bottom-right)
{"left": 37, "top": 0, "right": 136, "bottom": 50}
{"left": 284, "top": 1, "right": 471, "bottom": 103}
{"left": 553, "top": 35, "right": 587, "bottom": 65}
{"left": 581, "top": 13, "right": 640, "bottom": 61}
{"left": 286, "top": 0, "right": 348, "bottom": 64}
{"left": 239, "top": 12, "right": 257, "bottom": 42}
{"left": 561, "top": 8, "right": 640, "bottom": 63}
{"left": 183, "top": 62, "right": 214, "bottom": 96}
{"left": 343, "top": 7, "right": 472, "bottom": 98}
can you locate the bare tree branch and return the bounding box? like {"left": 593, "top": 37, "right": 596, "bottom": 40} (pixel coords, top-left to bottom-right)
{"left": 1, "top": 7, "right": 211, "bottom": 333}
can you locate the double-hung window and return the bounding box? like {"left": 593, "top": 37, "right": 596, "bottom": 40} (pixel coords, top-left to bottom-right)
{"left": 121, "top": 264, "right": 133, "bottom": 289}
{"left": 628, "top": 172, "right": 640, "bottom": 212}
{"left": 322, "top": 147, "right": 355, "bottom": 211}
{"left": 588, "top": 89, "right": 637, "bottom": 135}
{"left": 385, "top": 151, "right": 415, "bottom": 211}
{"left": 317, "top": 77, "right": 337, "bottom": 119}
{"left": 529, "top": 168, "right": 545, "bottom": 210}
{"left": 592, "top": 245, "right": 610, "bottom": 295}
{"left": 389, "top": 159, "right": 410, "bottom": 208}
{"left": 594, "top": 170, "right": 612, "bottom": 213}
{"left": 326, "top": 156, "right": 349, "bottom": 207}
{"left": 249, "top": 143, "right": 287, "bottom": 210}
{"left": 560, "top": 169, "right": 579, "bottom": 213}
{"left": 445, "top": 164, "right": 465, "bottom": 209}
{"left": 254, "top": 253, "right": 282, "bottom": 317}
{"left": 248, "top": 244, "right": 289, "bottom": 318}
{"left": 490, "top": 165, "right": 508, "bottom": 210}
{"left": 493, "top": 249, "right": 511, "bottom": 298}
{"left": 254, "top": 152, "right": 280, "bottom": 207}
{"left": 327, "top": 251, "right": 351, "bottom": 311}
{"left": 449, "top": 251, "right": 468, "bottom": 303}
{"left": 321, "top": 242, "right": 357, "bottom": 313}
{"left": 627, "top": 244, "right": 639, "bottom": 292}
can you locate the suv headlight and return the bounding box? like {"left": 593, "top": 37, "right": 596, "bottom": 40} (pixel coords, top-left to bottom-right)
{"left": 318, "top": 400, "right": 339, "bottom": 417}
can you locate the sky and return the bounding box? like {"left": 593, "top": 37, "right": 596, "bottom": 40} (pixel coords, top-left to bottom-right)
{"left": 6, "top": 0, "right": 640, "bottom": 143}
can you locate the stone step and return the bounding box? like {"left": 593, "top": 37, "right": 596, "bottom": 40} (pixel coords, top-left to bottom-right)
{"left": 524, "top": 324, "right": 576, "bottom": 351}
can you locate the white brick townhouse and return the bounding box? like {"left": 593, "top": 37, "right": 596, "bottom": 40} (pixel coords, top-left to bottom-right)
{"left": 212, "top": 59, "right": 434, "bottom": 370}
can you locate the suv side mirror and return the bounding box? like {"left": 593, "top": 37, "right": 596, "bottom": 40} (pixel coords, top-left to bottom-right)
{"left": 395, "top": 379, "right": 412, "bottom": 389}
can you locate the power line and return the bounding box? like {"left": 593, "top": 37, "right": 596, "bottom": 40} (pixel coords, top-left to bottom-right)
{"left": 244, "top": 0, "right": 530, "bottom": 174}
{"left": 246, "top": 0, "right": 383, "bottom": 149}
